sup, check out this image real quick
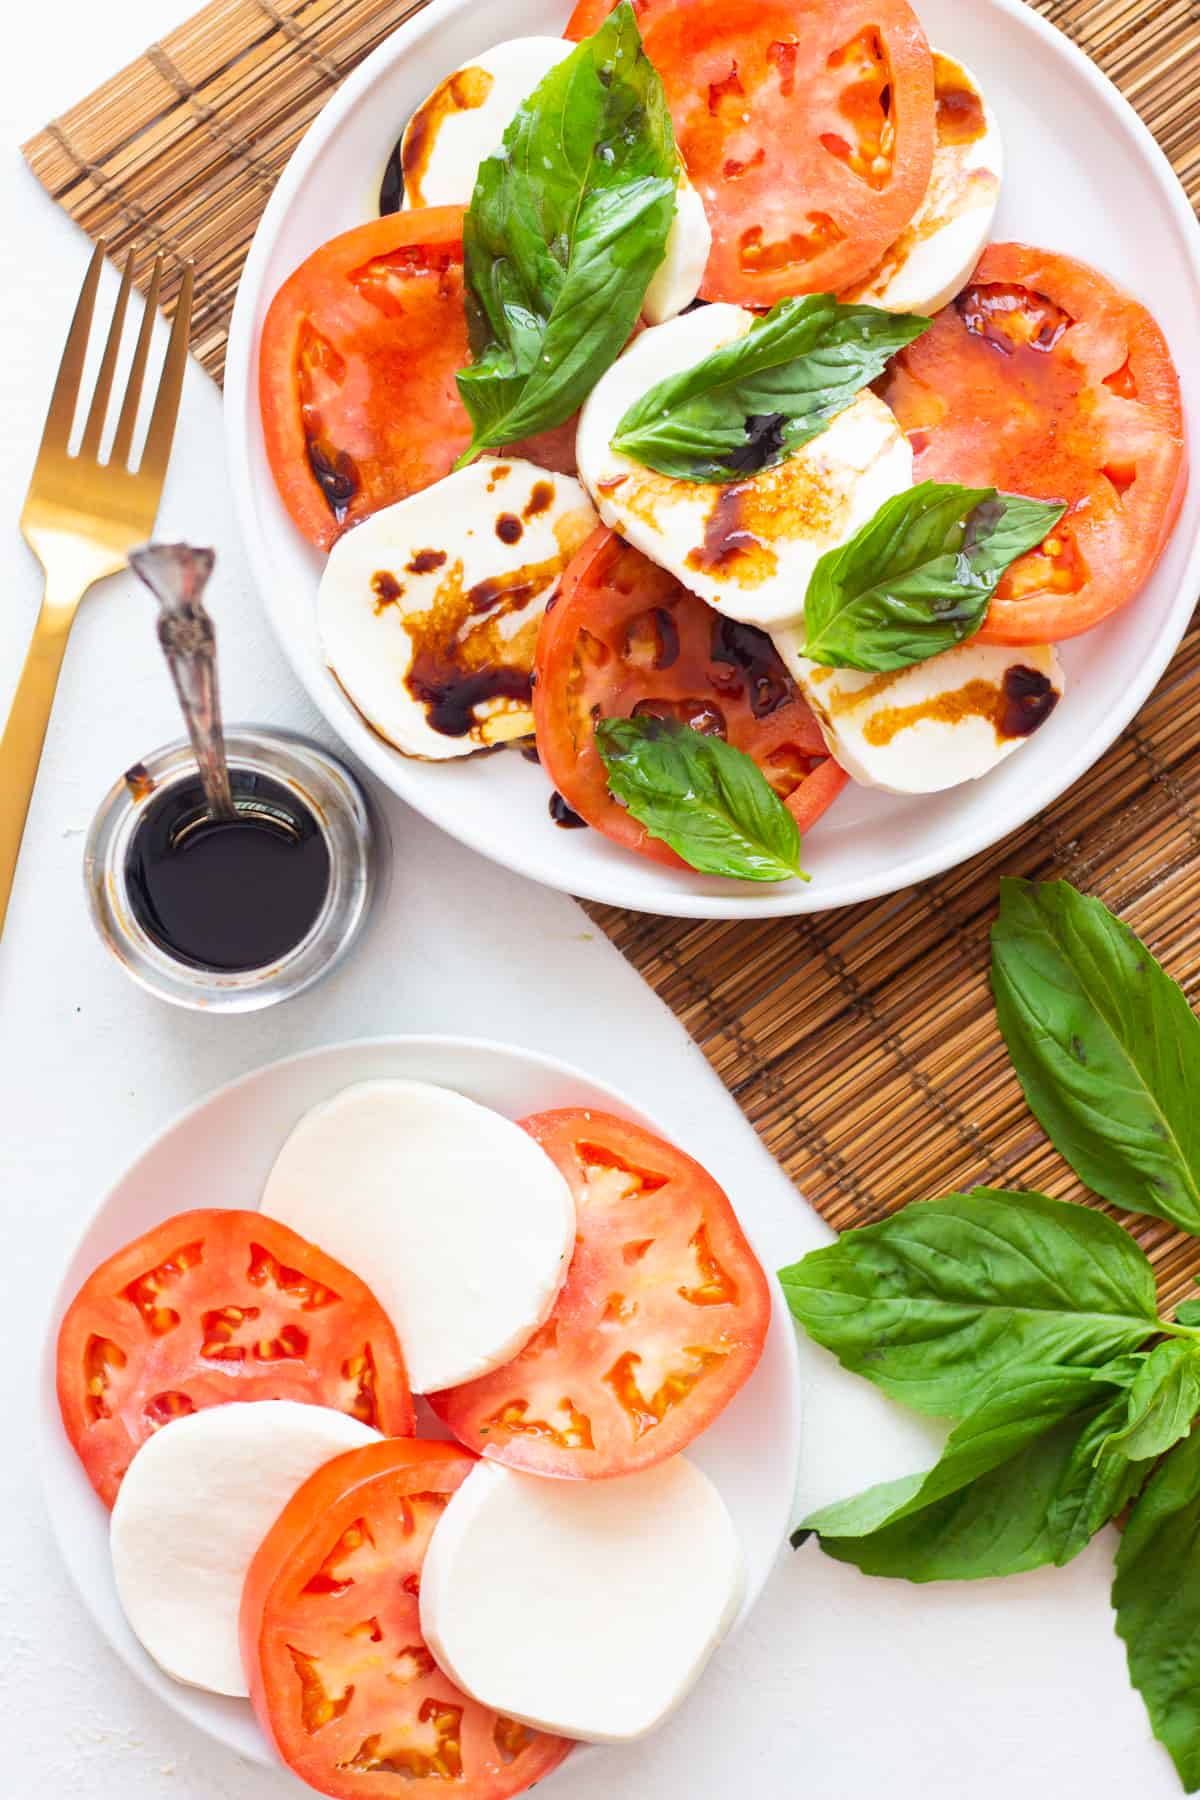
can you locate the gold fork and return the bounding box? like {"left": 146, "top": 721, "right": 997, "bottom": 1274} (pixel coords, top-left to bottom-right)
{"left": 0, "top": 242, "right": 194, "bottom": 940}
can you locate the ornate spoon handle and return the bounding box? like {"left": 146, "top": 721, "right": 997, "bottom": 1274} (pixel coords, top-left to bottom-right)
{"left": 129, "top": 543, "right": 237, "bottom": 824}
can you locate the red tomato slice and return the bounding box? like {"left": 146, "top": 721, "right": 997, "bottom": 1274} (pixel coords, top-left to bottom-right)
{"left": 259, "top": 208, "right": 475, "bottom": 552}
{"left": 259, "top": 209, "right": 585, "bottom": 552}
{"left": 57, "top": 1210, "right": 414, "bottom": 1507}
{"left": 642, "top": 0, "right": 935, "bottom": 304}
{"left": 878, "top": 243, "right": 1188, "bottom": 643}
{"left": 533, "top": 527, "right": 846, "bottom": 867}
{"left": 429, "top": 1110, "right": 771, "bottom": 1478}
{"left": 241, "top": 1438, "right": 572, "bottom": 1799}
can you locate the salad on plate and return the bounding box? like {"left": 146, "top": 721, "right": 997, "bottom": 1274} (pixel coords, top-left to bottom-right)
{"left": 256, "top": 0, "right": 1187, "bottom": 888}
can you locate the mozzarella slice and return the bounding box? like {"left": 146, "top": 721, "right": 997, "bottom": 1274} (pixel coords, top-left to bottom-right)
{"left": 259, "top": 1080, "right": 576, "bottom": 1394}
{"left": 774, "top": 634, "right": 1064, "bottom": 793}
{"left": 318, "top": 458, "right": 596, "bottom": 760}
{"left": 111, "top": 1403, "right": 379, "bottom": 1697}
{"left": 842, "top": 53, "right": 1003, "bottom": 316}
{"left": 420, "top": 1458, "right": 745, "bottom": 1742}
{"left": 577, "top": 305, "right": 912, "bottom": 629}
{"left": 399, "top": 38, "right": 573, "bottom": 209}
{"left": 643, "top": 175, "right": 712, "bottom": 325}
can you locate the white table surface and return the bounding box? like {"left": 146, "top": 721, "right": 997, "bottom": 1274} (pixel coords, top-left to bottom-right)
{"left": 0, "top": 6, "right": 1184, "bottom": 1796}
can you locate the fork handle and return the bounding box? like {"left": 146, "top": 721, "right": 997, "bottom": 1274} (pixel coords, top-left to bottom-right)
{"left": 0, "top": 589, "right": 74, "bottom": 941}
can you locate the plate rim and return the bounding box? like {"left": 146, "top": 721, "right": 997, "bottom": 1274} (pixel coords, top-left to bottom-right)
{"left": 37, "top": 1030, "right": 803, "bottom": 1772}
{"left": 223, "top": 0, "right": 1200, "bottom": 919}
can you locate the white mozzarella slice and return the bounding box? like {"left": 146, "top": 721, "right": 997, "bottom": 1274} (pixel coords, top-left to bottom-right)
{"left": 774, "top": 634, "right": 1064, "bottom": 794}
{"left": 399, "top": 38, "right": 572, "bottom": 209}
{"left": 842, "top": 53, "right": 1003, "bottom": 316}
{"left": 318, "top": 458, "right": 596, "bottom": 760}
{"left": 110, "top": 1403, "right": 379, "bottom": 1697}
{"left": 259, "top": 1080, "right": 576, "bottom": 1394}
{"left": 577, "top": 305, "right": 912, "bottom": 629}
{"left": 420, "top": 1457, "right": 745, "bottom": 1743}
{"left": 643, "top": 176, "right": 712, "bottom": 325}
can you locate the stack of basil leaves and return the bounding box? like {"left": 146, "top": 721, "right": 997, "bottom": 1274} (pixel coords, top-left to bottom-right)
{"left": 780, "top": 878, "right": 1200, "bottom": 1793}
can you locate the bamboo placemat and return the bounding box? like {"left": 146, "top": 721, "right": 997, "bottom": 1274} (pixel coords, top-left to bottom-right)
{"left": 23, "top": 0, "right": 1200, "bottom": 1304}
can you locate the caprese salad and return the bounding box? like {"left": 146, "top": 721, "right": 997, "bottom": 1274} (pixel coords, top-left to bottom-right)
{"left": 258, "top": 0, "right": 1187, "bottom": 883}
{"left": 58, "top": 1080, "right": 770, "bottom": 1797}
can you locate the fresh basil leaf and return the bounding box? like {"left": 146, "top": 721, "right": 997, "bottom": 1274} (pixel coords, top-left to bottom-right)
{"left": 1046, "top": 1384, "right": 1151, "bottom": 1559}
{"left": 1100, "top": 1339, "right": 1200, "bottom": 1465}
{"left": 595, "top": 715, "right": 808, "bottom": 883}
{"left": 610, "top": 295, "right": 929, "bottom": 482}
{"left": 800, "top": 483, "right": 1067, "bottom": 672}
{"left": 806, "top": 1369, "right": 1140, "bottom": 1580}
{"left": 1113, "top": 1427, "right": 1200, "bottom": 1793}
{"left": 455, "top": 3, "right": 678, "bottom": 462}
{"left": 1178, "top": 1300, "right": 1200, "bottom": 1328}
{"left": 992, "top": 878, "right": 1200, "bottom": 1234}
{"left": 778, "top": 1188, "right": 1161, "bottom": 1418}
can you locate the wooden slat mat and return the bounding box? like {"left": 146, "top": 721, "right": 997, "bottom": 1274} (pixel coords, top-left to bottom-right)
{"left": 23, "top": 0, "right": 1200, "bottom": 1304}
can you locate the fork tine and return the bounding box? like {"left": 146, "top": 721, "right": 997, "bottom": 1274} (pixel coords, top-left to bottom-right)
{"left": 35, "top": 239, "right": 105, "bottom": 460}
{"left": 79, "top": 249, "right": 135, "bottom": 461}
{"left": 138, "top": 260, "right": 193, "bottom": 487}
{"left": 111, "top": 253, "right": 163, "bottom": 469}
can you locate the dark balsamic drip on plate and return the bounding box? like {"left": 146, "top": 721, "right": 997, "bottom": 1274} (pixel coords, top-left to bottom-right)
{"left": 379, "top": 135, "right": 406, "bottom": 214}
{"left": 709, "top": 615, "right": 795, "bottom": 719}
{"left": 126, "top": 772, "right": 330, "bottom": 973}
{"left": 306, "top": 436, "right": 360, "bottom": 522}
{"left": 728, "top": 412, "right": 789, "bottom": 476}
{"left": 549, "top": 791, "right": 587, "bottom": 829}
{"left": 999, "top": 664, "right": 1060, "bottom": 738}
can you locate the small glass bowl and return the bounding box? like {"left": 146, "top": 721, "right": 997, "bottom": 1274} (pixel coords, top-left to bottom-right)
{"left": 84, "top": 728, "right": 380, "bottom": 1012}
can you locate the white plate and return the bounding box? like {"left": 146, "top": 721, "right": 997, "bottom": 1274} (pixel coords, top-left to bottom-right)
{"left": 225, "top": 0, "right": 1200, "bottom": 918}
{"left": 38, "top": 1036, "right": 801, "bottom": 1775}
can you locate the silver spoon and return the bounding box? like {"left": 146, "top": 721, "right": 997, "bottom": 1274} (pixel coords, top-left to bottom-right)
{"left": 129, "top": 543, "right": 298, "bottom": 846}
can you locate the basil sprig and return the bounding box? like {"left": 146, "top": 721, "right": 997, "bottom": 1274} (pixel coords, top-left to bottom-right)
{"left": 800, "top": 483, "right": 1067, "bottom": 671}
{"left": 595, "top": 715, "right": 808, "bottom": 883}
{"left": 780, "top": 881, "right": 1200, "bottom": 1790}
{"left": 803, "top": 1369, "right": 1143, "bottom": 1581}
{"left": 1100, "top": 1340, "right": 1200, "bottom": 1464}
{"left": 610, "top": 295, "right": 929, "bottom": 482}
{"left": 1114, "top": 1427, "right": 1200, "bottom": 1793}
{"left": 455, "top": 3, "right": 678, "bottom": 465}
{"left": 780, "top": 1187, "right": 1163, "bottom": 1418}
{"left": 992, "top": 878, "right": 1200, "bottom": 1235}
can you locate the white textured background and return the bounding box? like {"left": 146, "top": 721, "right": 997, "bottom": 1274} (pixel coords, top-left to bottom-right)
{"left": 0, "top": 4, "right": 1184, "bottom": 1796}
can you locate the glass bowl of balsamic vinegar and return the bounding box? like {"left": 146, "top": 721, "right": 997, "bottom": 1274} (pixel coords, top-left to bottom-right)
{"left": 84, "top": 729, "right": 379, "bottom": 1012}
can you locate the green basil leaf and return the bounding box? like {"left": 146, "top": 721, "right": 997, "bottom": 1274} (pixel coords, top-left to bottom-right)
{"left": 800, "top": 483, "right": 1067, "bottom": 672}
{"left": 1046, "top": 1384, "right": 1150, "bottom": 1560}
{"left": 778, "top": 1187, "right": 1161, "bottom": 1418}
{"left": 991, "top": 878, "right": 1200, "bottom": 1233}
{"left": 1101, "top": 1339, "right": 1200, "bottom": 1465}
{"left": 1113, "top": 1428, "right": 1200, "bottom": 1793}
{"left": 595, "top": 715, "right": 808, "bottom": 883}
{"left": 610, "top": 295, "right": 929, "bottom": 482}
{"left": 806, "top": 1369, "right": 1139, "bottom": 1580}
{"left": 1177, "top": 1299, "right": 1200, "bottom": 1328}
{"left": 455, "top": 2, "right": 678, "bottom": 462}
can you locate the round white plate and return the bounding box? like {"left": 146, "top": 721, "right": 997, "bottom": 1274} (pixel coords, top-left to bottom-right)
{"left": 39, "top": 1035, "right": 801, "bottom": 1774}
{"left": 225, "top": 0, "right": 1200, "bottom": 918}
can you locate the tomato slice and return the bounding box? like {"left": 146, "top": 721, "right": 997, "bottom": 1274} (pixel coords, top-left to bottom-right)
{"left": 642, "top": 0, "right": 934, "bottom": 304}
{"left": 533, "top": 527, "right": 846, "bottom": 866}
{"left": 241, "top": 1438, "right": 572, "bottom": 1799}
{"left": 429, "top": 1110, "right": 771, "bottom": 1478}
{"left": 57, "top": 1210, "right": 414, "bottom": 1507}
{"left": 878, "top": 243, "right": 1189, "bottom": 643}
{"left": 259, "top": 209, "right": 472, "bottom": 551}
